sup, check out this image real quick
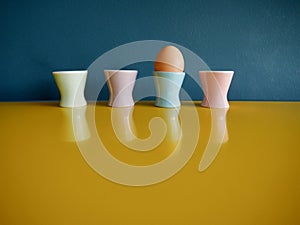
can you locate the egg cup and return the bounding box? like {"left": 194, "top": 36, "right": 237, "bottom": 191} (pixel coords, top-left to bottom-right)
{"left": 104, "top": 70, "right": 137, "bottom": 107}
{"left": 52, "top": 70, "right": 87, "bottom": 108}
{"left": 199, "top": 71, "right": 234, "bottom": 108}
{"left": 153, "top": 71, "right": 185, "bottom": 108}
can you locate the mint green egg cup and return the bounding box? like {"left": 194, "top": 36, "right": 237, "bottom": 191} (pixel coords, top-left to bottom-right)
{"left": 153, "top": 71, "right": 185, "bottom": 108}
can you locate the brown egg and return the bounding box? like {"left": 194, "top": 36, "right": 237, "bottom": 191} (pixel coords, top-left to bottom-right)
{"left": 154, "top": 46, "right": 184, "bottom": 72}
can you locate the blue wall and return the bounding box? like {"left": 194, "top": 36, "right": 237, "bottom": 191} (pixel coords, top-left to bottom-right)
{"left": 0, "top": 0, "right": 299, "bottom": 101}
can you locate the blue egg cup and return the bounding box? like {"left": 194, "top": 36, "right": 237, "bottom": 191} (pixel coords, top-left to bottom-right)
{"left": 153, "top": 71, "right": 185, "bottom": 108}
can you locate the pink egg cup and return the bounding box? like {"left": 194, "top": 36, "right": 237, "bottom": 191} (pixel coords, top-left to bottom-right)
{"left": 104, "top": 70, "right": 137, "bottom": 107}
{"left": 199, "top": 71, "right": 234, "bottom": 108}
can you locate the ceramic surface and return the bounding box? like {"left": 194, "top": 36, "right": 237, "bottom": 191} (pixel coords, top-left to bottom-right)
{"left": 104, "top": 70, "right": 137, "bottom": 107}
{"left": 153, "top": 71, "right": 185, "bottom": 108}
{"left": 199, "top": 71, "right": 234, "bottom": 108}
{"left": 53, "top": 70, "right": 87, "bottom": 108}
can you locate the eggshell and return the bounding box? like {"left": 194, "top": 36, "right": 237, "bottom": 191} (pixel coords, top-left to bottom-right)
{"left": 154, "top": 46, "right": 184, "bottom": 72}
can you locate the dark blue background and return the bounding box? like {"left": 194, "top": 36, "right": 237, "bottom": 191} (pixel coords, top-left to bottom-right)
{"left": 0, "top": 0, "right": 299, "bottom": 101}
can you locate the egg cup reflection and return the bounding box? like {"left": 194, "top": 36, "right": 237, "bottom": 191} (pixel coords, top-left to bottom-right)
{"left": 111, "top": 106, "right": 182, "bottom": 152}
{"left": 199, "top": 108, "right": 229, "bottom": 171}
{"left": 60, "top": 105, "right": 90, "bottom": 142}
{"left": 161, "top": 108, "right": 182, "bottom": 142}
{"left": 111, "top": 106, "right": 137, "bottom": 143}
{"left": 75, "top": 101, "right": 199, "bottom": 186}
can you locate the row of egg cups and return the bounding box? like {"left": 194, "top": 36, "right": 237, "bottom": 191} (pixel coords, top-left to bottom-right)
{"left": 53, "top": 70, "right": 234, "bottom": 109}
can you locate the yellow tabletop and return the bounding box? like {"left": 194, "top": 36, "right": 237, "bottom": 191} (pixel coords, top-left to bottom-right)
{"left": 0, "top": 101, "right": 299, "bottom": 225}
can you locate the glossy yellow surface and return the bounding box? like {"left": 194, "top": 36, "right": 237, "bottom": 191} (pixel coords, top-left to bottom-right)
{"left": 0, "top": 101, "right": 300, "bottom": 225}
